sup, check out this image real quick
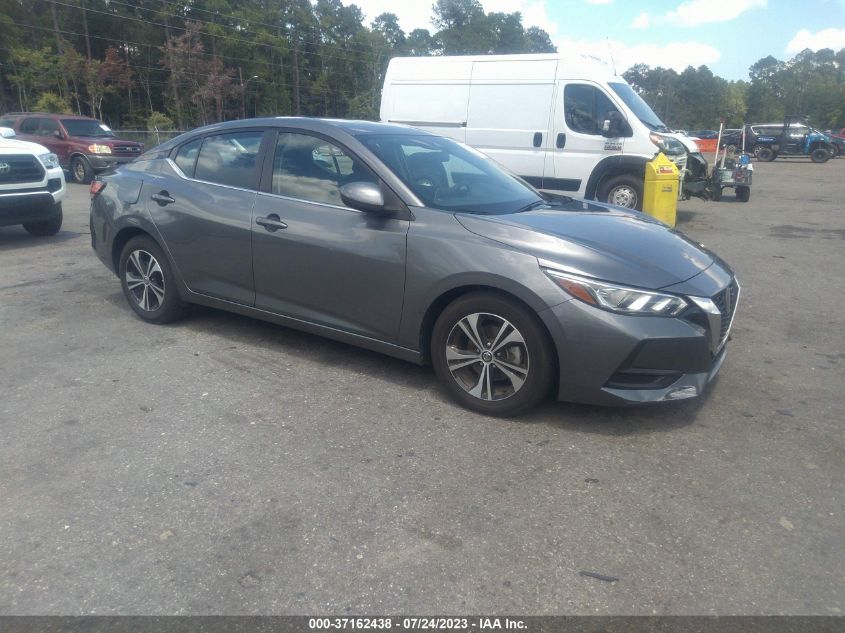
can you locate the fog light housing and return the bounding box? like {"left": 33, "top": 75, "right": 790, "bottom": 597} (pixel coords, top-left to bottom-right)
{"left": 663, "top": 386, "right": 699, "bottom": 400}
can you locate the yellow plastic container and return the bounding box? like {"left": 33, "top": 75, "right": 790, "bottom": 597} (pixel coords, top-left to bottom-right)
{"left": 642, "top": 153, "right": 679, "bottom": 227}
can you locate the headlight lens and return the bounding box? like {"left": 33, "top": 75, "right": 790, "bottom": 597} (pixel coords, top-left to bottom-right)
{"left": 649, "top": 133, "right": 685, "bottom": 156}
{"left": 544, "top": 269, "right": 688, "bottom": 316}
{"left": 88, "top": 144, "right": 112, "bottom": 154}
{"left": 37, "top": 152, "right": 60, "bottom": 169}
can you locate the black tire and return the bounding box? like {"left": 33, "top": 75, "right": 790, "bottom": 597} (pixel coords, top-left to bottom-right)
{"left": 712, "top": 186, "right": 722, "bottom": 201}
{"left": 23, "top": 202, "right": 63, "bottom": 236}
{"left": 431, "top": 292, "right": 555, "bottom": 417}
{"left": 597, "top": 174, "right": 643, "bottom": 211}
{"left": 810, "top": 148, "right": 829, "bottom": 163}
{"left": 756, "top": 146, "right": 775, "bottom": 162}
{"left": 70, "top": 155, "right": 94, "bottom": 184}
{"left": 119, "top": 235, "right": 186, "bottom": 324}
{"left": 736, "top": 186, "right": 750, "bottom": 202}
{"left": 830, "top": 144, "right": 840, "bottom": 159}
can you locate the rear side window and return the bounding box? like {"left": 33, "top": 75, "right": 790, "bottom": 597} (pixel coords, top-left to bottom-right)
{"left": 173, "top": 138, "right": 202, "bottom": 177}
{"left": 194, "top": 131, "right": 263, "bottom": 189}
{"left": 564, "top": 84, "right": 620, "bottom": 135}
{"left": 20, "top": 118, "right": 41, "bottom": 134}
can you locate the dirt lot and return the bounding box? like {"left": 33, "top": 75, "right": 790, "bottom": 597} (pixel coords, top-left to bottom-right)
{"left": 1, "top": 158, "right": 843, "bottom": 615}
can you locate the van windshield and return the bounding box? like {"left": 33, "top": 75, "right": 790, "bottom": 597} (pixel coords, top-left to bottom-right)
{"left": 608, "top": 82, "right": 669, "bottom": 132}
{"left": 360, "top": 134, "right": 542, "bottom": 214}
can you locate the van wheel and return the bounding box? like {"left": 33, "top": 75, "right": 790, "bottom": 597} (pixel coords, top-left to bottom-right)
{"left": 71, "top": 156, "right": 93, "bottom": 184}
{"left": 810, "top": 148, "right": 829, "bottom": 163}
{"left": 598, "top": 175, "right": 642, "bottom": 210}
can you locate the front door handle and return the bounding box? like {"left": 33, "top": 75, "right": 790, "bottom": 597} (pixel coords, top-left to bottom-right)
{"left": 556, "top": 133, "right": 566, "bottom": 149}
{"left": 256, "top": 214, "right": 288, "bottom": 232}
{"left": 533, "top": 132, "right": 543, "bottom": 148}
{"left": 151, "top": 191, "right": 175, "bottom": 205}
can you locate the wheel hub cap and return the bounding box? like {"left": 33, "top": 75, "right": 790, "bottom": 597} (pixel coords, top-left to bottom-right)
{"left": 445, "top": 312, "right": 530, "bottom": 402}
{"left": 125, "top": 249, "right": 165, "bottom": 312}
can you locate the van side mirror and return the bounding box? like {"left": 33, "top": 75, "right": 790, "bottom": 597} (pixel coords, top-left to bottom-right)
{"left": 339, "top": 182, "right": 386, "bottom": 213}
{"left": 0, "top": 126, "right": 15, "bottom": 139}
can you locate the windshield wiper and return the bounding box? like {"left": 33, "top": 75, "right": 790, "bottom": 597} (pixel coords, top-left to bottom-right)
{"left": 514, "top": 200, "right": 549, "bottom": 213}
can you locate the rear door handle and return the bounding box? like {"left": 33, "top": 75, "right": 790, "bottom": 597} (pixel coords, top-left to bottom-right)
{"left": 151, "top": 191, "right": 175, "bottom": 205}
{"left": 556, "top": 133, "right": 566, "bottom": 149}
{"left": 256, "top": 214, "right": 288, "bottom": 232}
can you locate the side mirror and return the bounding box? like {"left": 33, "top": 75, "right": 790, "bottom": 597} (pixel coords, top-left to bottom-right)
{"left": 339, "top": 181, "right": 386, "bottom": 213}
{"left": 0, "top": 126, "right": 16, "bottom": 139}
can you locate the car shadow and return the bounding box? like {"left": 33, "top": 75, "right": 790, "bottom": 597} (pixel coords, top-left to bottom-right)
{"left": 0, "top": 227, "right": 83, "bottom": 252}
{"left": 122, "top": 301, "right": 707, "bottom": 437}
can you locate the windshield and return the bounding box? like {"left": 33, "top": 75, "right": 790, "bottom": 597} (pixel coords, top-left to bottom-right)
{"left": 608, "top": 82, "right": 668, "bottom": 132}
{"left": 360, "top": 134, "right": 541, "bottom": 214}
{"left": 61, "top": 119, "right": 115, "bottom": 137}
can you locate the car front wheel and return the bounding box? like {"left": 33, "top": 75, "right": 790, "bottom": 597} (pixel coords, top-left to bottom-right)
{"left": 119, "top": 235, "right": 186, "bottom": 324}
{"left": 431, "top": 292, "right": 554, "bottom": 416}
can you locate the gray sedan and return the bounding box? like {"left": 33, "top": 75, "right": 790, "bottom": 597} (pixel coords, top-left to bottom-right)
{"left": 90, "top": 118, "right": 738, "bottom": 415}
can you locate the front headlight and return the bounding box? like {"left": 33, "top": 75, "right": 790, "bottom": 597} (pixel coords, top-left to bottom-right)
{"left": 88, "top": 144, "right": 112, "bottom": 154}
{"left": 37, "top": 152, "right": 60, "bottom": 169}
{"left": 649, "top": 133, "right": 686, "bottom": 156}
{"left": 544, "top": 269, "right": 688, "bottom": 317}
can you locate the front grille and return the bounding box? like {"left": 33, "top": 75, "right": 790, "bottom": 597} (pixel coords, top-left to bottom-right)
{"left": 112, "top": 145, "right": 141, "bottom": 154}
{"left": 712, "top": 279, "right": 739, "bottom": 345}
{"left": 0, "top": 154, "right": 45, "bottom": 184}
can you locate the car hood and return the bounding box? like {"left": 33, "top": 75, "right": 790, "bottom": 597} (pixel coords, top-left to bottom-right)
{"left": 0, "top": 137, "right": 49, "bottom": 154}
{"left": 455, "top": 200, "right": 715, "bottom": 290}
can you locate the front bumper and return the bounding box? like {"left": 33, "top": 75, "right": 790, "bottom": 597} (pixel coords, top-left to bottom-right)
{"left": 87, "top": 154, "right": 137, "bottom": 171}
{"left": 0, "top": 166, "right": 66, "bottom": 226}
{"left": 538, "top": 277, "right": 737, "bottom": 406}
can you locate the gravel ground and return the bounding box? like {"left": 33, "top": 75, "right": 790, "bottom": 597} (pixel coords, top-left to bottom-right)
{"left": 0, "top": 158, "right": 843, "bottom": 615}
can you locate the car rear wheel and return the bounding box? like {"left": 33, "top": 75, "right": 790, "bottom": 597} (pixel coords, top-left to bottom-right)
{"left": 598, "top": 174, "right": 643, "bottom": 210}
{"left": 23, "top": 203, "right": 63, "bottom": 236}
{"left": 810, "top": 148, "right": 830, "bottom": 163}
{"left": 431, "top": 292, "right": 554, "bottom": 416}
{"left": 71, "top": 155, "right": 93, "bottom": 184}
{"left": 756, "top": 147, "right": 775, "bottom": 162}
{"left": 119, "top": 235, "right": 186, "bottom": 324}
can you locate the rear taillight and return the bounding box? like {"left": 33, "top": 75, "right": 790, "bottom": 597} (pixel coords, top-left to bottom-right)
{"left": 89, "top": 181, "right": 106, "bottom": 199}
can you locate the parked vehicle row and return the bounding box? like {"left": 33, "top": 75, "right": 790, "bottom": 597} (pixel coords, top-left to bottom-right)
{"left": 89, "top": 117, "right": 739, "bottom": 415}
{"left": 0, "top": 112, "right": 143, "bottom": 184}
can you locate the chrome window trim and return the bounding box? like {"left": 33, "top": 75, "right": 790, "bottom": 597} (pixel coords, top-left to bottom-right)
{"left": 256, "top": 189, "right": 363, "bottom": 214}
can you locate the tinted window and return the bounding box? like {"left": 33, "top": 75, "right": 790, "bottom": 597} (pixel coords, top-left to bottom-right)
{"left": 20, "top": 118, "right": 40, "bottom": 134}
{"left": 564, "top": 84, "right": 621, "bottom": 135}
{"left": 40, "top": 118, "right": 59, "bottom": 136}
{"left": 361, "top": 134, "right": 541, "bottom": 214}
{"left": 61, "top": 119, "right": 115, "bottom": 137}
{"left": 173, "top": 138, "right": 202, "bottom": 177}
{"left": 271, "top": 132, "right": 376, "bottom": 206}
{"left": 194, "top": 131, "right": 263, "bottom": 189}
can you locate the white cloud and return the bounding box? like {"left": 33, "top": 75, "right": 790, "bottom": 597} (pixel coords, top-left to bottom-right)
{"left": 630, "top": 12, "right": 650, "bottom": 29}
{"left": 555, "top": 37, "right": 722, "bottom": 73}
{"left": 786, "top": 28, "right": 845, "bottom": 53}
{"left": 664, "top": 0, "right": 767, "bottom": 27}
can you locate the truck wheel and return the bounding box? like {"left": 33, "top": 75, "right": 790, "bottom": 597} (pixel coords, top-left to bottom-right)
{"left": 70, "top": 155, "right": 93, "bottom": 184}
{"left": 756, "top": 147, "right": 775, "bottom": 162}
{"left": 598, "top": 174, "right": 642, "bottom": 211}
{"left": 712, "top": 186, "right": 722, "bottom": 201}
{"left": 830, "top": 144, "right": 840, "bottom": 158}
{"left": 23, "top": 203, "right": 63, "bottom": 236}
{"left": 735, "top": 186, "right": 750, "bottom": 202}
{"left": 810, "top": 148, "right": 830, "bottom": 163}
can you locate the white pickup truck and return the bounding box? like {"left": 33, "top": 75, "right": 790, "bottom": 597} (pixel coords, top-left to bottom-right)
{"left": 0, "top": 126, "right": 66, "bottom": 235}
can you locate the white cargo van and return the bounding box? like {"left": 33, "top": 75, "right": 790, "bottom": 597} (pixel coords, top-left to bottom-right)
{"left": 380, "top": 53, "right": 706, "bottom": 209}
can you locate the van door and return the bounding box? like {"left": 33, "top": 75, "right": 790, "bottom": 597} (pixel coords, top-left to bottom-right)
{"left": 465, "top": 59, "right": 557, "bottom": 188}
{"left": 547, "top": 82, "right": 625, "bottom": 196}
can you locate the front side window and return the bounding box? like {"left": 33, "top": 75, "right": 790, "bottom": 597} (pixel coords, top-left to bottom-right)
{"left": 40, "top": 118, "right": 59, "bottom": 136}
{"left": 20, "top": 118, "right": 41, "bottom": 135}
{"left": 361, "top": 134, "right": 541, "bottom": 214}
{"left": 564, "top": 84, "right": 620, "bottom": 135}
{"left": 271, "top": 132, "right": 377, "bottom": 207}
{"left": 194, "top": 131, "right": 263, "bottom": 189}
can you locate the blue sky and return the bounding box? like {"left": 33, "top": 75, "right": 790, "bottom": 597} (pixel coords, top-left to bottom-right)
{"left": 353, "top": 0, "right": 845, "bottom": 80}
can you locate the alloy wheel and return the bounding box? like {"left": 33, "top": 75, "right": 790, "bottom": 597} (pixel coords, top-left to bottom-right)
{"left": 445, "top": 312, "right": 530, "bottom": 401}
{"left": 124, "top": 249, "right": 166, "bottom": 312}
